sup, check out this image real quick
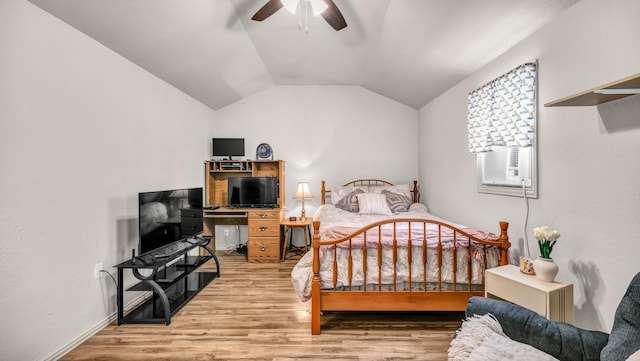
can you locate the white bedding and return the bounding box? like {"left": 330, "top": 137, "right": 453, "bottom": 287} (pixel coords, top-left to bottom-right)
{"left": 291, "top": 204, "right": 501, "bottom": 302}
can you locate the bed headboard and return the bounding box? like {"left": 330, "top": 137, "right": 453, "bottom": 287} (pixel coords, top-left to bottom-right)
{"left": 320, "top": 179, "right": 419, "bottom": 204}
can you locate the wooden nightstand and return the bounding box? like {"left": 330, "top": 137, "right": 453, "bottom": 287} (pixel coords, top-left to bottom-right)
{"left": 280, "top": 218, "right": 313, "bottom": 261}
{"left": 485, "top": 265, "right": 574, "bottom": 323}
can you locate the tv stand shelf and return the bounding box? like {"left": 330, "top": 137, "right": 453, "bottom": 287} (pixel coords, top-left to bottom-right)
{"left": 115, "top": 237, "right": 220, "bottom": 325}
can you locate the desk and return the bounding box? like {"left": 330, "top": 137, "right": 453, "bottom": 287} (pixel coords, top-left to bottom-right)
{"left": 485, "top": 265, "right": 574, "bottom": 323}
{"left": 280, "top": 218, "right": 313, "bottom": 261}
{"left": 203, "top": 207, "right": 283, "bottom": 262}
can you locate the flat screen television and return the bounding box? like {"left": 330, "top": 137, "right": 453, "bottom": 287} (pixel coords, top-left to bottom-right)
{"left": 227, "top": 177, "right": 278, "bottom": 208}
{"left": 138, "top": 187, "right": 203, "bottom": 255}
{"left": 212, "top": 138, "right": 244, "bottom": 160}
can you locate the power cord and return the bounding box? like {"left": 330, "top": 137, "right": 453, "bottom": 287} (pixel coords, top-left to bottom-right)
{"left": 521, "top": 179, "right": 531, "bottom": 258}
{"left": 235, "top": 225, "right": 247, "bottom": 254}
{"left": 100, "top": 269, "right": 118, "bottom": 288}
{"left": 99, "top": 269, "right": 119, "bottom": 315}
{"left": 217, "top": 227, "right": 245, "bottom": 255}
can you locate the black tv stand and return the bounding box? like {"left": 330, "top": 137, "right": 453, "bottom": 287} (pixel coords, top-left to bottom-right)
{"left": 115, "top": 237, "right": 219, "bottom": 325}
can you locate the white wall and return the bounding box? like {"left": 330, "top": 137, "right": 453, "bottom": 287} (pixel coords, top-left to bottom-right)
{"left": 419, "top": 0, "right": 640, "bottom": 332}
{"left": 214, "top": 85, "right": 419, "bottom": 227}
{"left": 0, "top": 1, "right": 216, "bottom": 359}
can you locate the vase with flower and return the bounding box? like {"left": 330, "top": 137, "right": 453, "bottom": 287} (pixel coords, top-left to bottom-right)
{"left": 532, "top": 226, "right": 561, "bottom": 282}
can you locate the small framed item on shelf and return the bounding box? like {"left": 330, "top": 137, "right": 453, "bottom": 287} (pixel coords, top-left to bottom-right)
{"left": 289, "top": 216, "right": 297, "bottom": 221}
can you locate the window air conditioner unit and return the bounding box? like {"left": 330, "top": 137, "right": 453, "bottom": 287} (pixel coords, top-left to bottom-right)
{"left": 480, "top": 146, "right": 531, "bottom": 187}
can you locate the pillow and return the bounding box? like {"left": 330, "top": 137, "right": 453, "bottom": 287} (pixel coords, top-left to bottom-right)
{"left": 369, "top": 184, "right": 412, "bottom": 200}
{"left": 331, "top": 186, "right": 368, "bottom": 205}
{"left": 334, "top": 189, "right": 364, "bottom": 212}
{"left": 408, "top": 202, "right": 429, "bottom": 213}
{"left": 356, "top": 192, "right": 392, "bottom": 216}
{"left": 601, "top": 272, "right": 640, "bottom": 361}
{"left": 382, "top": 189, "right": 412, "bottom": 213}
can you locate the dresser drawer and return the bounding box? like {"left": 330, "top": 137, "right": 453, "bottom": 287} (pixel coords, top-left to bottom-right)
{"left": 248, "top": 210, "right": 280, "bottom": 221}
{"left": 248, "top": 237, "right": 279, "bottom": 262}
{"left": 248, "top": 219, "right": 279, "bottom": 237}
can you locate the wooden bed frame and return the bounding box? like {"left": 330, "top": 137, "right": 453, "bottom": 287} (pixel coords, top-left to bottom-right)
{"left": 310, "top": 179, "right": 510, "bottom": 334}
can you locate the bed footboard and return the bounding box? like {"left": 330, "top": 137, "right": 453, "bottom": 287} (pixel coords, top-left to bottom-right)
{"left": 310, "top": 219, "right": 510, "bottom": 335}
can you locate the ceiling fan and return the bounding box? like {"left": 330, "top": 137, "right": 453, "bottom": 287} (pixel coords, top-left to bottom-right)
{"left": 252, "top": 0, "right": 348, "bottom": 31}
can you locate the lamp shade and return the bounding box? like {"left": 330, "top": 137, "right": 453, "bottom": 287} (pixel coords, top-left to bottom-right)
{"left": 293, "top": 182, "right": 314, "bottom": 200}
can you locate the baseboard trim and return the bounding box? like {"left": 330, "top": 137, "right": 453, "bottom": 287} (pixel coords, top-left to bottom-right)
{"left": 43, "top": 292, "right": 150, "bottom": 361}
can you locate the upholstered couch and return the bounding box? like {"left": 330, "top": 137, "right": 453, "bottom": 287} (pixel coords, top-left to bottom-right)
{"left": 450, "top": 272, "right": 640, "bottom": 361}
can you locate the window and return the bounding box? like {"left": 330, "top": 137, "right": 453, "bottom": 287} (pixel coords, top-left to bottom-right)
{"left": 468, "top": 62, "right": 538, "bottom": 198}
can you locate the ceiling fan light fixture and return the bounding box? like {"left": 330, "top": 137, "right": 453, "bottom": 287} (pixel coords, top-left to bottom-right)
{"left": 252, "top": 0, "right": 347, "bottom": 31}
{"left": 282, "top": 0, "right": 299, "bottom": 14}
{"left": 309, "top": 0, "right": 328, "bottom": 16}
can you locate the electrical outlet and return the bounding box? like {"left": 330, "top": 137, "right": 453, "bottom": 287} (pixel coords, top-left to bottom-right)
{"left": 94, "top": 263, "right": 103, "bottom": 279}
{"left": 224, "top": 228, "right": 229, "bottom": 237}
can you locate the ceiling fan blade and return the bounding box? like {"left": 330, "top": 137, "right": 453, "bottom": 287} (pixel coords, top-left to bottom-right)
{"left": 320, "top": 0, "right": 347, "bottom": 31}
{"left": 252, "top": 0, "right": 284, "bottom": 21}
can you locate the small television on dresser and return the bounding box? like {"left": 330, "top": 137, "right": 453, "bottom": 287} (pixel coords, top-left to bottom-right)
{"left": 138, "top": 187, "right": 203, "bottom": 255}
{"left": 227, "top": 177, "right": 278, "bottom": 208}
{"left": 212, "top": 138, "right": 244, "bottom": 160}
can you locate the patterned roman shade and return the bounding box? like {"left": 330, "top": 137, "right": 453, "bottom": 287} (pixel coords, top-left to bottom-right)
{"left": 468, "top": 62, "right": 537, "bottom": 154}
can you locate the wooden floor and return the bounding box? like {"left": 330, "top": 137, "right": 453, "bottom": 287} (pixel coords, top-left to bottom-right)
{"left": 62, "top": 253, "right": 463, "bottom": 360}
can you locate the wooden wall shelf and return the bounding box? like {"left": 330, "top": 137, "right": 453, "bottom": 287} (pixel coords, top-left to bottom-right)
{"left": 545, "top": 73, "right": 640, "bottom": 107}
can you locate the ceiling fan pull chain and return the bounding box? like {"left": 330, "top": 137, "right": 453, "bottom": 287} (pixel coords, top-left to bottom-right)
{"left": 304, "top": 0, "right": 309, "bottom": 33}
{"left": 297, "top": 0, "right": 302, "bottom": 30}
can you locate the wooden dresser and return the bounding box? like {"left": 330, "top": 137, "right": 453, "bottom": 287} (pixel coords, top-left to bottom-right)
{"left": 247, "top": 209, "right": 282, "bottom": 263}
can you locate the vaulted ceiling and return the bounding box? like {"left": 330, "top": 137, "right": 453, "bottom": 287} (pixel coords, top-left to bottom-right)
{"left": 28, "top": 0, "right": 580, "bottom": 111}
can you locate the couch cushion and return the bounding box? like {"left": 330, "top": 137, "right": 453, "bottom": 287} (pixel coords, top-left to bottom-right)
{"left": 466, "top": 296, "right": 609, "bottom": 361}
{"left": 601, "top": 272, "right": 640, "bottom": 361}
{"left": 627, "top": 350, "right": 640, "bottom": 361}
{"left": 449, "top": 313, "right": 558, "bottom": 361}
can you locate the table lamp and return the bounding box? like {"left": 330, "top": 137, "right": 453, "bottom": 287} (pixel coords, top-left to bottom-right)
{"left": 293, "top": 182, "right": 314, "bottom": 221}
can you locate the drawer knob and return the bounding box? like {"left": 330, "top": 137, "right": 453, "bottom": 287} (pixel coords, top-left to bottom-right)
{"left": 259, "top": 226, "right": 268, "bottom": 231}
{"left": 260, "top": 213, "right": 268, "bottom": 218}
{"left": 260, "top": 245, "right": 267, "bottom": 251}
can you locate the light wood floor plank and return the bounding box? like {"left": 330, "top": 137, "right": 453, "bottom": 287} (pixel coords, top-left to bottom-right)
{"left": 62, "top": 254, "right": 462, "bottom": 360}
